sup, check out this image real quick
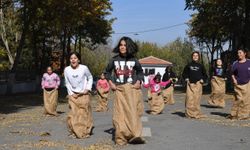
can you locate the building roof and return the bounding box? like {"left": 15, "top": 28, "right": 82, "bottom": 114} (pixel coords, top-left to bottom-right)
{"left": 139, "top": 56, "right": 172, "bottom": 66}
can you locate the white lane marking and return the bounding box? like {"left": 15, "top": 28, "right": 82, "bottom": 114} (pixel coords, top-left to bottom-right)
{"left": 142, "top": 127, "right": 152, "bottom": 137}
{"left": 141, "top": 116, "right": 148, "bottom": 122}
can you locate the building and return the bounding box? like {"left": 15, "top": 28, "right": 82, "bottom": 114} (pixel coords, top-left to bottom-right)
{"left": 139, "top": 56, "right": 173, "bottom": 76}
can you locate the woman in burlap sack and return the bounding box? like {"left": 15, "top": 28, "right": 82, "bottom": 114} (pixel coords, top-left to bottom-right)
{"left": 105, "top": 36, "right": 145, "bottom": 145}
{"left": 162, "top": 66, "right": 178, "bottom": 105}
{"left": 227, "top": 49, "right": 250, "bottom": 120}
{"left": 182, "top": 51, "right": 208, "bottom": 119}
{"left": 143, "top": 73, "right": 171, "bottom": 115}
{"left": 95, "top": 72, "right": 110, "bottom": 112}
{"left": 64, "top": 52, "right": 94, "bottom": 139}
{"left": 41, "top": 66, "right": 60, "bottom": 116}
{"left": 208, "top": 59, "right": 227, "bottom": 108}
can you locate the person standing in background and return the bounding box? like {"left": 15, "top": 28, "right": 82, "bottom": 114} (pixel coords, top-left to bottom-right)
{"left": 162, "top": 66, "right": 178, "bottom": 105}
{"left": 208, "top": 59, "right": 227, "bottom": 108}
{"left": 95, "top": 72, "right": 110, "bottom": 112}
{"left": 41, "top": 66, "right": 60, "bottom": 116}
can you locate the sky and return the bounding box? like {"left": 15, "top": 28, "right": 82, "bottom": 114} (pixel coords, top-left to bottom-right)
{"left": 110, "top": 0, "right": 192, "bottom": 46}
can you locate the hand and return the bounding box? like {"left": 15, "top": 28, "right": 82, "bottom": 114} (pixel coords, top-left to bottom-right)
{"left": 72, "top": 94, "right": 78, "bottom": 99}
{"left": 224, "top": 78, "right": 227, "bottom": 81}
{"left": 233, "top": 79, "right": 237, "bottom": 85}
{"left": 83, "top": 89, "right": 89, "bottom": 95}
{"left": 200, "top": 79, "right": 204, "bottom": 84}
{"left": 109, "top": 82, "right": 117, "bottom": 91}
{"left": 132, "top": 80, "right": 141, "bottom": 89}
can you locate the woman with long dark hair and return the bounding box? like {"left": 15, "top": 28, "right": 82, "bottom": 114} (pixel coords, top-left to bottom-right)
{"left": 105, "top": 36, "right": 145, "bottom": 145}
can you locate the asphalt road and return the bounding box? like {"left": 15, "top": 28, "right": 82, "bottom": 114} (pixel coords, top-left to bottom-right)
{"left": 0, "top": 89, "right": 249, "bottom": 150}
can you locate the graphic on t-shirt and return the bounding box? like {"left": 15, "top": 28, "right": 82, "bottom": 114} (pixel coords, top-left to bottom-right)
{"left": 114, "top": 61, "right": 135, "bottom": 83}
{"left": 190, "top": 66, "right": 200, "bottom": 71}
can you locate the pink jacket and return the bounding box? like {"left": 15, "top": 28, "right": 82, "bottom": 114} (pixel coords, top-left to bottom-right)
{"left": 96, "top": 79, "right": 110, "bottom": 92}
{"left": 143, "top": 79, "right": 170, "bottom": 93}
{"left": 41, "top": 73, "right": 60, "bottom": 89}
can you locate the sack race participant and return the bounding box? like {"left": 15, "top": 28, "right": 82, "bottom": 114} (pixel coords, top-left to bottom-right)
{"left": 208, "top": 59, "right": 227, "bottom": 108}
{"left": 162, "top": 66, "right": 178, "bottom": 105}
{"left": 228, "top": 49, "right": 250, "bottom": 120}
{"left": 143, "top": 73, "right": 171, "bottom": 115}
{"left": 105, "top": 36, "right": 145, "bottom": 145}
{"left": 41, "top": 66, "right": 60, "bottom": 116}
{"left": 95, "top": 72, "right": 110, "bottom": 112}
{"left": 182, "top": 51, "right": 208, "bottom": 119}
{"left": 64, "top": 52, "right": 94, "bottom": 139}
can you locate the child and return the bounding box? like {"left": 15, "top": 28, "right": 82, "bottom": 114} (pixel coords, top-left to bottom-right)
{"left": 41, "top": 66, "right": 60, "bottom": 116}
{"left": 228, "top": 49, "right": 250, "bottom": 120}
{"left": 182, "top": 51, "right": 208, "bottom": 119}
{"left": 64, "top": 52, "right": 94, "bottom": 138}
{"left": 95, "top": 72, "right": 110, "bottom": 112}
{"left": 162, "top": 66, "right": 178, "bottom": 105}
{"left": 208, "top": 59, "right": 227, "bottom": 108}
{"left": 143, "top": 73, "right": 171, "bottom": 115}
{"left": 105, "top": 36, "right": 145, "bottom": 145}
{"left": 146, "top": 70, "right": 155, "bottom": 101}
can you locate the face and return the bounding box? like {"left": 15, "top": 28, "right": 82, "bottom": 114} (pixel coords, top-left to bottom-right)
{"left": 100, "top": 74, "right": 105, "bottom": 79}
{"left": 216, "top": 59, "right": 222, "bottom": 66}
{"left": 119, "top": 40, "right": 127, "bottom": 55}
{"left": 47, "top": 67, "right": 52, "bottom": 74}
{"left": 192, "top": 53, "right": 199, "bottom": 62}
{"left": 70, "top": 54, "right": 80, "bottom": 68}
{"left": 237, "top": 50, "right": 246, "bottom": 60}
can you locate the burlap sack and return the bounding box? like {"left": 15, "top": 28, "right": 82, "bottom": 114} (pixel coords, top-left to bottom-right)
{"left": 96, "top": 88, "right": 109, "bottom": 112}
{"left": 162, "top": 85, "right": 175, "bottom": 105}
{"left": 185, "top": 82, "right": 204, "bottom": 119}
{"left": 148, "top": 93, "right": 165, "bottom": 115}
{"left": 67, "top": 94, "right": 93, "bottom": 138}
{"left": 43, "top": 89, "right": 58, "bottom": 116}
{"left": 230, "top": 81, "right": 250, "bottom": 120}
{"left": 113, "top": 83, "right": 143, "bottom": 145}
{"left": 208, "top": 76, "right": 226, "bottom": 108}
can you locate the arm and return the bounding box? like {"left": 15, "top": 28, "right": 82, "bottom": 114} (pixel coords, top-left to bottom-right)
{"left": 160, "top": 80, "right": 171, "bottom": 87}
{"left": 96, "top": 80, "right": 101, "bottom": 91}
{"left": 55, "top": 74, "right": 60, "bottom": 89}
{"left": 105, "top": 58, "right": 117, "bottom": 90}
{"left": 182, "top": 64, "right": 189, "bottom": 81}
{"left": 201, "top": 64, "right": 208, "bottom": 83}
{"left": 64, "top": 69, "right": 74, "bottom": 95}
{"left": 84, "top": 66, "right": 93, "bottom": 92}
{"left": 133, "top": 59, "right": 144, "bottom": 89}
{"left": 41, "top": 74, "right": 46, "bottom": 89}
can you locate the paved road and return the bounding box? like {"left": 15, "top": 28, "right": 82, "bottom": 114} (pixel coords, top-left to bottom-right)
{"left": 0, "top": 90, "right": 249, "bottom": 150}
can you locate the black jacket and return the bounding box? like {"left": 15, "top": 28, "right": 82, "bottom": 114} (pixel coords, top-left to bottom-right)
{"left": 182, "top": 61, "right": 208, "bottom": 83}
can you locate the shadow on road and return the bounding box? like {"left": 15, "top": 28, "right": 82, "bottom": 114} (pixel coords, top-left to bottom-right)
{"left": 0, "top": 88, "right": 68, "bottom": 114}
{"left": 210, "top": 112, "right": 230, "bottom": 117}
{"left": 104, "top": 128, "right": 115, "bottom": 141}
{"left": 201, "top": 104, "right": 222, "bottom": 109}
{"left": 171, "top": 111, "right": 186, "bottom": 117}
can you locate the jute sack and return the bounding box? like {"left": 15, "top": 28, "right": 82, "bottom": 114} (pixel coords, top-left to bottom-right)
{"left": 162, "top": 85, "right": 175, "bottom": 105}
{"left": 43, "top": 89, "right": 58, "bottom": 115}
{"left": 185, "top": 82, "right": 204, "bottom": 119}
{"left": 113, "top": 83, "right": 143, "bottom": 145}
{"left": 208, "top": 76, "right": 226, "bottom": 108}
{"left": 96, "top": 88, "right": 109, "bottom": 112}
{"left": 67, "top": 94, "right": 93, "bottom": 138}
{"left": 230, "top": 81, "right": 250, "bottom": 120}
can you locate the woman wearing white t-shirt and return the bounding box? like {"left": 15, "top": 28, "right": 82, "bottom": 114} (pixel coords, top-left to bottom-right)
{"left": 64, "top": 52, "right": 93, "bottom": 139}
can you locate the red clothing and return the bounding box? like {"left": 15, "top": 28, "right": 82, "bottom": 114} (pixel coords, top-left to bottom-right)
{"left": 143, "top": 79, "right": 171, "bottom": 93}
{"left": 96, "top": 79, "right": 110, "bottom": 92}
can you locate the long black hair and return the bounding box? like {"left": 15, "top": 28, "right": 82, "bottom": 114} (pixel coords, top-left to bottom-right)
{"left": 113, "top": 36, "right": 138, "bottom": 57}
